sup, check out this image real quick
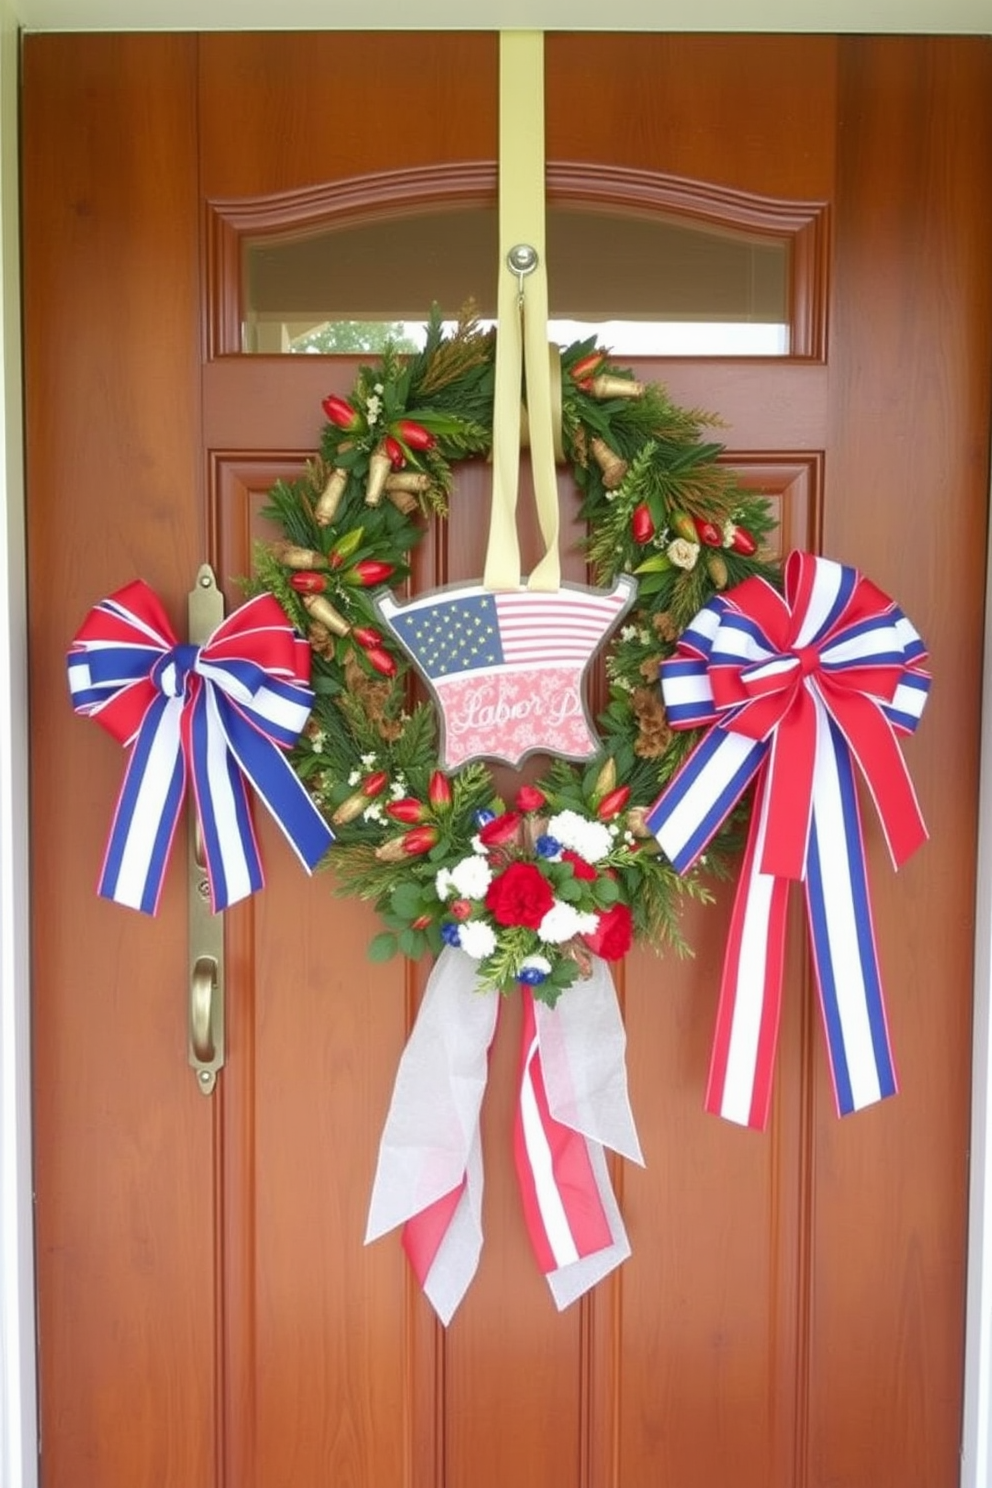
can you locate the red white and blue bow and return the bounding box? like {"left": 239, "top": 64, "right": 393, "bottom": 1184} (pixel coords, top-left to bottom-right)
{"left": 646, "top": 550, "right": 929, "bottom": 1129}
{"left": 365, "top": 947, "right": 643, "bottom": 1323}
{"left": 67, "top": 579, "right": 334, "bottom": 914}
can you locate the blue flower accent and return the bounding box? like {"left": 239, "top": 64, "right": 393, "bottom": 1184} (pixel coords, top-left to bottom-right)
{"left": 535, "top": 834, "right": 562, "bottom": 859}
{"left": 474, "top": 808, "right": 497, "bottom": 827}
{"left": 517, "top": 965, "right": 548, "bottom": 985}
{"left": 441, "top": 922, "right": 462, "bottom": 948}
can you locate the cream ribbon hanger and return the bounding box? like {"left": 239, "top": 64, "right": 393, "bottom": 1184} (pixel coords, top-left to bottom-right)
{"left": 483, "top": 31, "right": 561, "bottom": 594}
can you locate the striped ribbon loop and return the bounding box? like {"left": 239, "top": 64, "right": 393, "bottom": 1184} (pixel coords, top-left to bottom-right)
{"left": 67, "top": 578, "right": 334, "bottom": 914}
{"left": 366, "top": 948, "right": 642, "bottom": 1323}
{"left": 645, "top": 550, "right": 930, "bottom": 1129}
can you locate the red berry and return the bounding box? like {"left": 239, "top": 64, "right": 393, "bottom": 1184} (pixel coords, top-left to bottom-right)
{"left": 289, "top": 572, "right": 328, "bottom": 594}
{"left": 597, "top": 785, "right": 631, "bottom": 821}
{"left": 386, "top": 797, "right": 426, "bottom": 824}
{"left": 570, "top": 351, "right": 605, "bottom": 383}
{"left": 631, "top": 503, "right": 655, "bottom": 544}
{"left": 395, "top": 419, "right": 436, "bottom": 451}
{"left": 692, "top": 515, "right": 723, "bottom": 547}
{"left": 402, "top": 826, "right": 439, "bottom": 856}
{"left": 345, "top": 560, "right": 395, "bottom": 587}
{"left": 365, "top": 647, "right": 397, "bottom": 677}
{"left": 730, "top": 525, "right": 758, "bottom": 556}
{"left": 351, "top": 626, "right": 383, "bottom": 649}
{"left": 428, "top": 771, "right": 453, "bottom": 808}
{"left": 384, "top": 435, "right": 406, "bottom": 469}
{"left": 321, "top": 394, "right": 361, "bottom": 431}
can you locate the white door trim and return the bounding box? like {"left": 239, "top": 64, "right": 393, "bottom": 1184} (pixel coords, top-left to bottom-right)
{"left": 0, "top": 10, "right": 38, "bottom": 1488}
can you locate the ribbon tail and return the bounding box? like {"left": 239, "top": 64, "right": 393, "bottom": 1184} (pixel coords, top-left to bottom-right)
{"left": 646, "top": 726, "right": 767, "bottom": 873}
{"left": 704, "top": 771, "right": 791, "bottom": 1129}
{"left": 516, "top": 976, "right": 639, "bottom": 1310}
{"left": 188, "top": 686, "right": 263, "bottom": 913}
{"left": 402, "top": 1130, "right": 485, "bottom": 1327}
{"left": 805, "top": 711, "right": 898, "bottom": 1115}
{"left": 219, "top": 698, "right": 335, "bottom": 874}
{"left": 98, "top": 694, "right": 186, "bottom": 914}
{"left": 365, "top": 947, "right": 499, "bottom": 1325}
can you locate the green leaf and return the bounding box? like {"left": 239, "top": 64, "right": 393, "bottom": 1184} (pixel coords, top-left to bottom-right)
{"left": 368, "top": 931, "right": 398, "bottom": 963}
{"left": 390, "top": 881, "right": 427, "bottom": 919}
{"left": 398, "top": 927, "right": 424, "bottom": 958}
{"left": 593, "top": 876, "right": 620, "bottom": 907}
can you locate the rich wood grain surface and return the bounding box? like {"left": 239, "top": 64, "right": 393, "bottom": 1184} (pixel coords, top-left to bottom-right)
{"left": 22, "top": 30, "right": 992, "bottom": 1488}
{"left": 22, "top": 33, "right": 214, "bottom": 1488}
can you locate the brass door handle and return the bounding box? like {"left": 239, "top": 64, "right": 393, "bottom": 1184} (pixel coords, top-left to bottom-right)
{"left": 190, "top": 956, "right": 218, "bottom": 1065}
{"left": 187, "top": 565, "right": 226, "bottom": 1095}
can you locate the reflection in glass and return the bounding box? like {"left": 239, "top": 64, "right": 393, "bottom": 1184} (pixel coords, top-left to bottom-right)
{"left": 243, "top": 204, "right": 789, "bottom": 357}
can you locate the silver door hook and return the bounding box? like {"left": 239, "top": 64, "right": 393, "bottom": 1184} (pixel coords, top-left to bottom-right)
{"left": 507, "top": 243, "right": 539, "bottom": 304}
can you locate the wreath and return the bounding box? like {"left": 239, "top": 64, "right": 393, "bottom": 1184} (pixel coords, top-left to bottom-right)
{"left": 252, "top": 304, "right": 780, "bottom": 1004}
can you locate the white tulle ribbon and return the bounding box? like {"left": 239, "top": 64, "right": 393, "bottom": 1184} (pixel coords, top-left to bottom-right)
{"left": 365, "top": 947, "right": 642, "bottom": 1324}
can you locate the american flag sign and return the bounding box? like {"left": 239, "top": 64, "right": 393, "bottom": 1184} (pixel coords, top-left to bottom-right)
{"left": 377, "top": 578, "right": 636, "bottom": 768}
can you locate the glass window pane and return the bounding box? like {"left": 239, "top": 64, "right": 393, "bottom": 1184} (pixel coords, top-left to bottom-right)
{"left": 243, "top": 203, "right": 789, "bottom": 357}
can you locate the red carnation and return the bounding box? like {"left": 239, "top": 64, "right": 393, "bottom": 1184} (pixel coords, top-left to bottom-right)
{"left": 478, "top": 810, "right": 521, "bottom": 847}
{"left": 485, "top": 862, "right": 554, "bottom": 929}
{"left": 582, "top": 903, "right": 634, "bottom": 961}
{"left": 562, "top": 849, "right": 596, "bottom": 881}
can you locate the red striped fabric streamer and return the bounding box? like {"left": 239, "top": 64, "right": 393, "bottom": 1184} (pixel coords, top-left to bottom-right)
{"left": 514, "top": 990, "right": 614, "bottom": 1273}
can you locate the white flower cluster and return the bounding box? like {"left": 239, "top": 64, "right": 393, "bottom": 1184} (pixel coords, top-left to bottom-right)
{"left": 537, "top": 901, "right": 599, "bottom": 945}
{"left": 458, "top": 920, "right": 497, "bottom": 959}
{"left": 546, "top": 809, "right": 613, "bottom": 864}
{"left": 435, "top": 855, "right": 494, "bottom": 902}
{"left": 365, "top": 384, "right": 385, "bottom": 428}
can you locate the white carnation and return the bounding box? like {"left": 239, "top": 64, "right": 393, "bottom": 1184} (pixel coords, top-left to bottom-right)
{"left": 547, "top": 809, "right": 613, "bottom": 863}
{"left": 538, "top": 900, "right": 600, "bottom": 945}
{"left": 520, "top": 954, "right": 552, "bottom": 976}
{"left": 458, "top": 919, "right": 498, "bottom": 960}
{"left": 450, "top": 855, "right": 493, "bottom": 899}
{"left": 435, "top": 868, "right": 455, "bottom": 901}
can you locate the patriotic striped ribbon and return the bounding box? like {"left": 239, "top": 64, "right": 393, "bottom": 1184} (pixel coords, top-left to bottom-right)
{"left": 645, "top": 550, "right": 930, "bottom": 1129}
{"left": 67, "top": 579, "right": 335, "bottom": 914}
{"left": 365, "top": 948, "right": 642, "bottom": 1323}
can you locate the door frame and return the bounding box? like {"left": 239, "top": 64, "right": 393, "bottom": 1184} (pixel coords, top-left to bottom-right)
{"left": 3, "top": 14, "right": 992, "bottom": 1488}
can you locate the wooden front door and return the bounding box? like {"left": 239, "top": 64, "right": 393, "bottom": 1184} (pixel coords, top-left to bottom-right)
{"left": 22, "top": 32, "right": 992, "bottom": 1488}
